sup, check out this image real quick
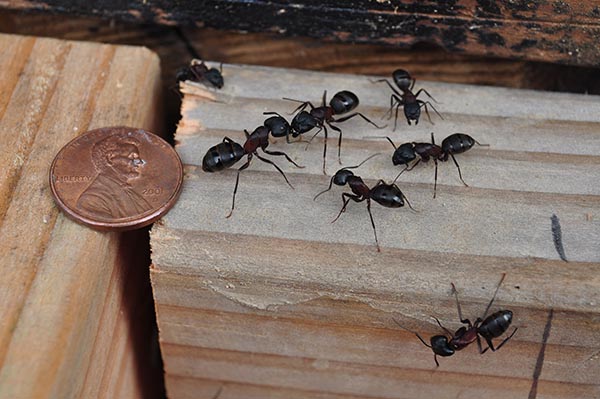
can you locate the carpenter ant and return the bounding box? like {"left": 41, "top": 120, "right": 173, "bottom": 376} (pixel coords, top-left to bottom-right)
{"left": 376, "top": 132, "right": 488, "bottom": 198}
{"left": 276, "top": 90, "right": 385, "bottom": 174}
{"left": 395, "top": 273, "right": 518, "bottom": 367}
{"left": 176, "top": 59, "right": 224, "bottom": 89}
{"left": 314, "top": 154, "right": 414, "bottom": 252}
{"left": 372, "top": 69, "right": 442, "bottom": 130}
{"left": 202, "top": 115, "right": 302, "bottom": 217}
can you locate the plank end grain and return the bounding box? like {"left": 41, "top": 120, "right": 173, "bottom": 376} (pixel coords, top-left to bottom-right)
{"left": 0, "top": 34, "right": 164, "bottom": 399}
{"left": 151, "top": 63, "right": 600, "bottom": 399}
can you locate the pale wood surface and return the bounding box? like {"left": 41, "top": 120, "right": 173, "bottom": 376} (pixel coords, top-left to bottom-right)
{"left": 0, "top": 33, "right": 163, "bottom": 398}
{"left": 151, "top": 64, "right": 600, "bottom": 398}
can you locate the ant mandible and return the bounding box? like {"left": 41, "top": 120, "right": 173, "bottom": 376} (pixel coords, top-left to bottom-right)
{"left": 314, "top": 154, "right": 415, "bottom": 252}
{"left": 202, "top": 115, "right": 302, "bottom": 218}
{"left": 372, "top": 69, "right": 443, "bottom": 130}
{"left": 176, "top": 59, "right": 224, "bottom": 89}
{"left": 379, "top": 132, "right": 488, "bottom": 198}
{"left": 395, "top": 273, "right": 518, "bottom": 367}
{"left": 272, "top": 90, "right": 385, "bottom": 174}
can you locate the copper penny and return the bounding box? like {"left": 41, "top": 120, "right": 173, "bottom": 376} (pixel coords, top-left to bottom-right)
{"left": 49, "top": 126, "right": 183, "bottom": 231}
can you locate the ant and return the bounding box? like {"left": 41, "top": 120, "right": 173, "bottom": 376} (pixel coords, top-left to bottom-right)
{"left": 372, "top": 69, "right": 442, "bottom": 130}
{"left": 377, "top": 132, "right": 488, "bottom": 198}
{"left": 395, "top": 273, "right": 518, "bottom": 367}
{"left": 202, "top": 115, "right": 302, "bottom": 217}
{"left": 175, "top": 59, "right": 224, "bottom": 89}
{"left": 314, "top": 154, "right": 415, "bottom": 252}
{"left": 271, "top": 90, "right": 385, "bottom": 174}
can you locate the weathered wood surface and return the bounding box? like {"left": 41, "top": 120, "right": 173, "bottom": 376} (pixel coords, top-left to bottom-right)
{"left": 151, "top": 63, "right": 600, "bottom": 398}
{"left": 2, "top": 0, "right": 600, "bottom": 66}
{"left": 0, "top": 33, "right": 163, "bottom": 398}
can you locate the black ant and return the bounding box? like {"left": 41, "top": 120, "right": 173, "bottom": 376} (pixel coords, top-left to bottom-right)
{"left": 378, "top": 132, "right": 488, "bottom": 198}
{"left": 395, "top": 273, "right": 518, "bottom": 367}
{"left": 314, "top": 154, "right": 415, "bottom": 252}
{"left": 176, "top": 59, "right": 224, "bottom": 89}
{"left": 271, "top": 90, "right": 384, "bottom": 174}
{"left": 372, "top": 69, "right": 442, "bottom": 130}
{"left": 202, "top": 115, "right": 302, "bottom": 217}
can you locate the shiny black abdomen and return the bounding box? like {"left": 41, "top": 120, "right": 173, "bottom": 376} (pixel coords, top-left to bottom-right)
{"left": 478, "top": 310, "right": 512, "bottom": 339}
{"left": 202, "top": 140, "right": 245, "bottom": 172}
{"left": 330, "top": 91, "right": 359, "bottom": 114}
{"left": 370, "top": 184, "right": 405, "bottom": 208}
{"left": 441, "top": 133, "right": 475, "bottom": 155}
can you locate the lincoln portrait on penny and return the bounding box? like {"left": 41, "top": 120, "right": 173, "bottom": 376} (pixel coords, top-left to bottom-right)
{"left": 76, "top": 131, "right": 153, "bottom": 219}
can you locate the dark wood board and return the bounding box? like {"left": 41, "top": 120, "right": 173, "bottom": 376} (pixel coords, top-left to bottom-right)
{"left": 2, "top": 0, "right": 600, "bottom": 66}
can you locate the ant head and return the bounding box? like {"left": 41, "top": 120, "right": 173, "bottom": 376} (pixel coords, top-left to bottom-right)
{"left": 403, "top": 102, "right": 421, "bottom": 123}
{"left": 330, "top": 91, "right": 359, "bottom": 114}
{"left": 175, "top": 67, "right": 193, "bottom": 83}
{"left": 392, "top": 69, "right": 413, "bottom": 91}
{"left": 333, "top": 169, "right": 354, "bottom": 186}
{"left": 430, "top": 335, "right": 455, "bottom": 357}
{"left": 291, "top": 111, "right": 318, "bottom": 136}
{"left": 392, "top": 143, "right": 417, "bottom": 166}
{"left": 264, "top": 115, "right": 290, "bottom": 138}
{"left": 205, "top": 68, "right": 224, "bottom": 88}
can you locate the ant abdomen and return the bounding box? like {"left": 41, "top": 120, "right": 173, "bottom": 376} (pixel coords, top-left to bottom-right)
{"left": 370, "top": 184, "right": 405, "bottom": 208}
{"left": 202, "top": 140, "right": 245, "bottom": 172}
{"left": 392, "top": 69, "right": 412, "bottom": 91}
{"left": 441, "top": 133, "right": 475, "bottom": 155}
{"left": 330, "top": 90, "right": 359, "bottom": 114}
{"left": 479, "top": 310, "right": 513, "bottom": 339}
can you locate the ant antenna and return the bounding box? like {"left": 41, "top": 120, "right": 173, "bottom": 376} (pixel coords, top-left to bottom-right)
{"left": 481, "top": 273, "right": 507, "bottom": 319}
{"left": 392, "top": 318, "right": 431, "bottom": 348}
{"left": 313, "top": 153, "right": 380, "bottom": 200}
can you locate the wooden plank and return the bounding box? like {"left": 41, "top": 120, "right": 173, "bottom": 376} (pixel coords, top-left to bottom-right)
{"left": 2, "top": 1, "right": 600, "bottom": 66}
{"left": 151, "top": 63, "right": 600, "bottom": 398}
{"left": 0, "top": 33, "right": 163, "bottom": 398}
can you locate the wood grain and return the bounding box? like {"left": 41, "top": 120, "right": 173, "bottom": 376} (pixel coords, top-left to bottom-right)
{"left": 0, "top": 33, "right": 163, "bottom": 398}
{"left": 2, "top": 0, "right": 600, "bottom": 66}
{"left": 151, "top": 63, "right": 600, "bottom": 398}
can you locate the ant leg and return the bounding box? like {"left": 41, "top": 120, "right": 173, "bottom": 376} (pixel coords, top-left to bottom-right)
{"left": 450, "top": 154, "right": 468, "bottom": 187}
{"left": 434, "top": 354, "right": 440, "bottom": 368}
{"left": 481, "top": 273, "right": 507, "bottom": 320}
{"left": 262, "top": 149, "right": 304, "bottom": 168}
{"left": 332, "top": 193, "right": 363, "bottom": 223}
{"left": 370, "top": 78, "right": 403, "bottom": 97}
{"left": 450, "top": 283, "right": 472, "bottom": 326}
{"left": 433, "top": 159, "right": 439, "bottom": 199}
{"left": 303, "top": 126, "right": 323, "bottom": 150}
{"left": 322, "top": 90, "right": 327, "bottom": 107}
{"left": 483, "top": 327, "right": 518, "bottom": 353}
{"left": 431, "top": 132, "right": 436, "bottom": 145}
{"left": 418, "top": 101, "right": 444, "bottom": 124}
{"left": 212, "top": 385, "right": 223, "bottom": 399}
{"left": 366, "top": 198, "right": 381, "bottom": 251}
{"left": 335, "top": 112, "right": 387, "bottom": 129}
{"left": 254, "top": 153, "right": 294, "bottom": 189}
{"left": 226, "top": 157, "right": 252, "bottom": 218}
{"left": 321, "top": 124, "right": 329, "bottom": 175}
{"left": 283, "top": 98, "right": 315, "bottom": 114}
{"left": 327, "top": 122, "right": 344, "bottom": 165}
{"left": 414, "top": 88, "right": 439, "bottom": 103}
{"left": 401, "top": 192, "right": 417, "bottom": 212}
